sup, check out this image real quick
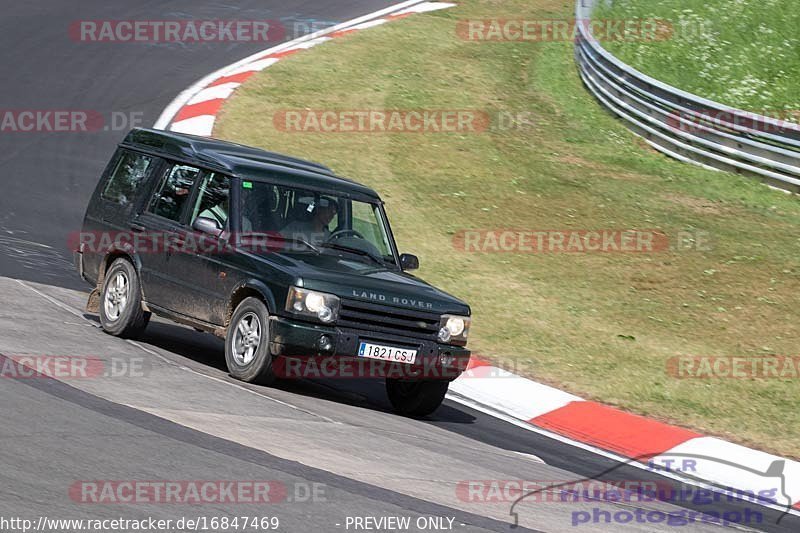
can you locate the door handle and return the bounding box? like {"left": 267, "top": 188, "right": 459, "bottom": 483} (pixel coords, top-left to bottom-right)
{"left": 130, "top": 223, "right": 146, "bottom": 233}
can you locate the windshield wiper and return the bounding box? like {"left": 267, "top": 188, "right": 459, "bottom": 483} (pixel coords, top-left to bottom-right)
{"left": 321, "top": 242, "right": 388, "bottom": 266}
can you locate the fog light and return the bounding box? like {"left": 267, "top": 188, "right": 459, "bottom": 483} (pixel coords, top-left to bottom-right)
{"left": 437, "top": 327, "right": 451, "bottom": 343}
{"left": 318, "top": 335, "right": 333, "bottom": 352}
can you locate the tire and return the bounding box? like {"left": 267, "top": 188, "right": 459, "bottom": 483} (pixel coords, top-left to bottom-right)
{"left": 99, "top": 258, "right": 150, "bottom": 338}
{"left": 386, "top": 379, "right": 449, "bottom": 417}
{"left": 225, "top": 297, "right": 276, "bottom": 385}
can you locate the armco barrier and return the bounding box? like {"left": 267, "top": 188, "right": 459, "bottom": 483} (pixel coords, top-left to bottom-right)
{"left": 575, "top": 0, "right": 800, "bottom": 194}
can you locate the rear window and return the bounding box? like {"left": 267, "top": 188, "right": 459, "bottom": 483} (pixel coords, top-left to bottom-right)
{"left": 101, "top": 150, "right": 154, "bottom": 206}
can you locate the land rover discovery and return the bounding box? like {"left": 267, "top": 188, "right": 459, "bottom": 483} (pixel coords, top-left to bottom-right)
{"left": 75, "top": 128, "right": 471, "bottom": 416}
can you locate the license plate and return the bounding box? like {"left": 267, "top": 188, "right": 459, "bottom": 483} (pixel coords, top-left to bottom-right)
{"left": 357, "top": 342, "right": 417, "bottom": 365}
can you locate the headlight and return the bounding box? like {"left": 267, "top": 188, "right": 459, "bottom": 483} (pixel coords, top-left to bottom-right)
{"left": 438, "top": 314, "right": 470, "bottom": 345}
{"left": 286, "top": 286, "right": 340, "bottom": 324}
{"left": 304, "top": 292, "right": 326, "bottom": 313}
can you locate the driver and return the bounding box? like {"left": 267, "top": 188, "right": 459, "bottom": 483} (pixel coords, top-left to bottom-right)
{"left": 281, "top": 197, "right": 337, "bottom": 244}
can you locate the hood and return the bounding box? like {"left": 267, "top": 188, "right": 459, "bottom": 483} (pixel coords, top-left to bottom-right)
{"left": 267, "top": 251, "right": 470, "bottom": 315}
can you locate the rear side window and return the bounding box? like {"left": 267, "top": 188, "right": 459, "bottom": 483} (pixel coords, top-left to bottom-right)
{"left": 147, "top": 164, "right": 201, "bottom": 222}
{"left": 101, "top": 151, "right": 154, "bottom": 205}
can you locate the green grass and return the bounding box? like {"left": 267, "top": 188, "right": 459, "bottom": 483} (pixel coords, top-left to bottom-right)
{"left": 595, "top": 0, "right": 800, "bottom": 114}
{"left": 215, "top": 0, "right": 800, "bottom": 457}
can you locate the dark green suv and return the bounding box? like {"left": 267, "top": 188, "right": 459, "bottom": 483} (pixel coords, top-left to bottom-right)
{"left": 75, "top": 129, "right": 471, "bottom": 416}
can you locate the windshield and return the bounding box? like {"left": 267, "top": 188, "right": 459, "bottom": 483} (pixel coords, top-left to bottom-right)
{"left": 240, "top": 180, "right": 396, "bottom": 265}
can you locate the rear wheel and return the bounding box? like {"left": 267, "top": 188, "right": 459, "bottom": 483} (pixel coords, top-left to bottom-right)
{"left": 225, "top": 297, "right": 277, "bottom": 385}
{"left": 386, "top": 379, "right": 449, "bottom": 417}
{"left": 99, "top": 258, "right": 150, "bottom": 338}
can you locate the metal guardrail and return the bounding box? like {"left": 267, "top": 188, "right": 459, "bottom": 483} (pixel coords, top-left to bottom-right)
{"left": 574, "top": 0, "right": 800, "bottom": 194}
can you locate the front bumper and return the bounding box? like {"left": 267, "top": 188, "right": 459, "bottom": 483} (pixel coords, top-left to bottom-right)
{"left": 268, "top": 316, "right": 470, "bottom": 381}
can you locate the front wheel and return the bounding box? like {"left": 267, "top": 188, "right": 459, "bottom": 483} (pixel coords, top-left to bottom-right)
{"left": 99, "top": 258, "right": 150, "bottom": 338}
{"left": 386, "top": 379, "right": 449, "bottom": 417}
{"left": 225, "top": 297, "right": 277, "bottom": 385}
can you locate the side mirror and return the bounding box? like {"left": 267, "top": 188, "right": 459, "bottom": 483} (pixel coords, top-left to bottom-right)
{"left": 400, "top": 253, "right": 419, "bottom": 271}
{"left": 192, "top": 216, "right": 223, "bottom": 238}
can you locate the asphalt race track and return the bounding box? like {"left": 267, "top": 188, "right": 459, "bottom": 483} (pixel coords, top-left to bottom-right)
{"left": 0, "top": 0, "right": 400, "bottom": 289}
{"left": 0, "top": 2, "right": 797, "bottom": 532}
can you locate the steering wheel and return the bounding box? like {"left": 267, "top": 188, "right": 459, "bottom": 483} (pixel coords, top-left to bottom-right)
{"left": 327, "top": 228, "right": 366, "bottom": 241}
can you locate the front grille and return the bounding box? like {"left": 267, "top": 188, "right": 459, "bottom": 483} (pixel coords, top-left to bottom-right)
{"left": 337, "top": 298, "right": 441, "bottom": 340}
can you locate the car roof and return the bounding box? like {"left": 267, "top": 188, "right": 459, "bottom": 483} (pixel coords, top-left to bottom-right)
{"left": 121, "top": 128, "right": 381, "bottom": 201}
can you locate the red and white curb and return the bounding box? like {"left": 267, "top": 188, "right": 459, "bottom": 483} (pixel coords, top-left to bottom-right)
{"left": 450, "top": 357, "right": 800, "bottom": 514}
{"left": 154, "top": 1, "right": 456, "bottom": 135}
{"left": 153, "top": 0, "right": 800, "bottom": 517}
